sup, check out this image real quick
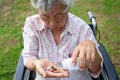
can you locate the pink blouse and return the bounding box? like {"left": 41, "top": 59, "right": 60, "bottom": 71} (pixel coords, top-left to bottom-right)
{"left": 22, "top": 13, "right": 102, "bottom": 80}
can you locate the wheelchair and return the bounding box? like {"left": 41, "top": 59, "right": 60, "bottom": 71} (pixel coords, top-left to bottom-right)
{"left": 14, "top": 11, "right": 119, "bottom": 80}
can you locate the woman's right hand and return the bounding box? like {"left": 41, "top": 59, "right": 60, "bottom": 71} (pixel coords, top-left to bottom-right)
{"left": 34, "top": 59, "right": 69, "bottom": 78}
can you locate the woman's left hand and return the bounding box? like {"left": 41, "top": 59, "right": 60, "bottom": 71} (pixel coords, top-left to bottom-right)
{"left": 72, "top": 40, "right": 102, "bottom": 74}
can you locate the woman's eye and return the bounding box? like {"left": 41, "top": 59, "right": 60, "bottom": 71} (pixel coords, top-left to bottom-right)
{"left": 42, "top": 14, "right": 49, "bottom": 18}
{"left": 56, "top": 14, "right": 63, "bottom": 19}
{"left": 43, "top": 15, "right": 48, "bottom": 18}
{"left": 58, "top": 13, "right": 63, "bottom": 16}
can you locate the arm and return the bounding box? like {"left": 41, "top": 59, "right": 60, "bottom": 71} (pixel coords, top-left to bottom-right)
{"left": 21, "top": 17, "right": 46, "bottom": 77}
{"left": 72, "top": 23, "right": 103, "bottom": 78}
{"left": 21, "top": 17, "right": 39, "bottom": 70}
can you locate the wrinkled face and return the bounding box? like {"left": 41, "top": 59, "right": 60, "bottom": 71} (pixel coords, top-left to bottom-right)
{"left": 38, "top": 2, "right": 68, "bottom": 29}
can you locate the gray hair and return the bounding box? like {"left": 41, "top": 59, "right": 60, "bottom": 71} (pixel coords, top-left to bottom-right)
{"left": 31, "top": 0, "right": 74, "bottom": 13}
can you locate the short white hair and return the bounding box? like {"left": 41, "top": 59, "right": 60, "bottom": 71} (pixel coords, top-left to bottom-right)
{"left": 31, "top": 0, "right": 74, "bottom": 13}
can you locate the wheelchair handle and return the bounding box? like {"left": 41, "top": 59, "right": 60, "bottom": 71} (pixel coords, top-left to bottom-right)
{"left": 88, "top": 11, "right": 94, "bottom": 20}
{"left": 88, "top": 11, "right": 97, "bottom": 26}
{"left": 88, "top": 11, "right": 97, "bottom": 38}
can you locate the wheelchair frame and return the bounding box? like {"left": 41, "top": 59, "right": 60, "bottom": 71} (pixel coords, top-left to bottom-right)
{"left": 14, "top": 11, "right": 119, "bottom": 80}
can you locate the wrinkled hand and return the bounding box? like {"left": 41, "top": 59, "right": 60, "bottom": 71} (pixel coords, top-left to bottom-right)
{"left": 72, "top": 40, "right": 102, "bottom": 73}
{"left": 34, "top": 59, "right": 69, "bottom": 78}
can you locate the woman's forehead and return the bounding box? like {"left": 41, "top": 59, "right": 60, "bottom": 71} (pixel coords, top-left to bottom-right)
{"left": 52, "top": 2, "right": 67, "bottom": 13}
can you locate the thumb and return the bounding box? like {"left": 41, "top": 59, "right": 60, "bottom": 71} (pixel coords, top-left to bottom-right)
{"left": 34, "top": 60, "right": 47, "bottom": 78}
{"left": 37, "top": 66, "right": 47, "bottom": 78}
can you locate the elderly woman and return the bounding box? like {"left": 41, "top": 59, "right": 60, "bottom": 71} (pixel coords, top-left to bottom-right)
{"left": 22, "top": 0, "right": 102, "bottom": 80}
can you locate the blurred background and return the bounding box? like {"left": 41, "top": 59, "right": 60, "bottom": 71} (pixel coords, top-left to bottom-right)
{"left": 0, "top": 0, "right": 120, "bottom": 80}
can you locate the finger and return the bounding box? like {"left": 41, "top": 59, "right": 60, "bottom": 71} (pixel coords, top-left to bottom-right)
{"left": 72, "top": 46, "right": 79, "bottom": 66}
{"left": 89, "top": 47, "right": 96, "bottom": 67}
{"left": 78, "top": 47, "right": 86, "bottom": 71}
{"left": 62, "top": 70, "right": 69, "bottom": 77}
{"left": 55, "top": 68, "right": 68, "bottom": 73}
{"left": 57, "top": 68, "right": 67, "bottom": 71}
{"left": 55, "top": 70, "right": 69, "bottom": 77}
{"left": 85, "top": 46, "right": 92, "bottom": 67}
{"left": 46, "top": 70, "right": 69, "bottom": 78}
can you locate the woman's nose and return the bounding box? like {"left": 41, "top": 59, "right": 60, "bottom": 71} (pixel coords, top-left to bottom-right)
{"left": 49, "top": 17, "right": 58, "bottom": 26}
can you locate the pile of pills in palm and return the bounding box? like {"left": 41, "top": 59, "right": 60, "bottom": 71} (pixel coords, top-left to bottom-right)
{"left": 46, "top": 66, "right": 61, "bottom": 73}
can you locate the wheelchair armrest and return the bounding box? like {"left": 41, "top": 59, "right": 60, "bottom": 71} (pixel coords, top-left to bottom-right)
{"left": 98, "top": 43, "right": 119, "bottom": 80}
{"left": 14, "top": 55, "right": 28, "bottom": 80}
{"left": 14, "top": 55, "right": 36, "bottom": 80}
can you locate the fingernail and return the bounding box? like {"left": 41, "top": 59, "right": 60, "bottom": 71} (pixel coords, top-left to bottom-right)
{"left": 80, "top": 67, "right": 85, "bottom": 71}
{"left": 72, "top": 62, "right": 76, "bottom": 66}
{"left": 43, "top": 74, "right": 46, "bottom": 78}
{"left": 79, "top": 68, "right": 84, "bottom": 71}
